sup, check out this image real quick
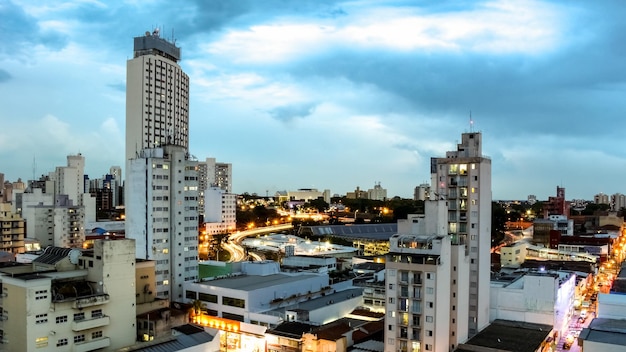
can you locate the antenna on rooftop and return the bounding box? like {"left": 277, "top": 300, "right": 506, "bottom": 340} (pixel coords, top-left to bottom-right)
{"left": 32, "top": 156, "right": 37, "bottom": 182}
{"left": 469, "top": 111, "right": 474, "bottom": 132}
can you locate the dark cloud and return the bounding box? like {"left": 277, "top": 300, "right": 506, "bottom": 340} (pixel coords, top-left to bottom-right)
{"left": 0, "top": 69, "right": 11, "bottom": 83}
{"left": 0, "top": 0, "right": 68, "bottom": 58}
{"left": 268, "top": 102, "right": 317, "bottom": 122}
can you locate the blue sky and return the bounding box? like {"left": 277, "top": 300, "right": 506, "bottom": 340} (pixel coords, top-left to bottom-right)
{"left": 1, "top": 0, "right": 625, "bottom": 200}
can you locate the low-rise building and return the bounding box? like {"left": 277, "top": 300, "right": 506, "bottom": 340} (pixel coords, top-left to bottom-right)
{"left": 490, "top": 270, "right": 576, "bottom": 339}
{"left": 0, "top": 239, "right": 136, "bottom": 352}
{"left": 184, "top": 261, "right": 364, "bottom": 352}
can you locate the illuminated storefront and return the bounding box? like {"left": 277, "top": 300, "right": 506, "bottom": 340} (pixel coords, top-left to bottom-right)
{"left": 193, "top": 315, "right": 266, "bottom": 352}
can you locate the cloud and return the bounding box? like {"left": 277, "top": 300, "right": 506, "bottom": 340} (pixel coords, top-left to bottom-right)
{"left": 0, "top": 69, "right": 10, "bottom": 82}
{"left": 0, "top": 0, "right": 68, "bottom": 59}
{"left": 268, "top": 102, "right": 318, "bottom": 123}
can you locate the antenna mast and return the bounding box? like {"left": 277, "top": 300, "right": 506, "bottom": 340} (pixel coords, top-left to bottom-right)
{"left": 469, "top": 111, "right": 474, "bottom": 132}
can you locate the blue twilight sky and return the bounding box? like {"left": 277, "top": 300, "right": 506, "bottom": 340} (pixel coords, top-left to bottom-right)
{"left": 1, "top": 0, "right": 625, "bottom": 201}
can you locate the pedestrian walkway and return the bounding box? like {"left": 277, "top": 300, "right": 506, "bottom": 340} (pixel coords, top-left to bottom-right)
{"left": 555, "top": 310, "right": 594, "bottom": 352}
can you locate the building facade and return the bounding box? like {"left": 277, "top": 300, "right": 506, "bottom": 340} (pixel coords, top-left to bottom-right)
{"left": 31, "top": 195, "right": 85, "bottom": 248}
{"left": 125, "top": 146, "right": 199, "bottom": 302}
{"left": 125, "top": 30, "right": 199, "bottom": 303}
{"left": 368, "top": 182, "right": 387, "bottom": 201}
{"left": 0, "top": 203, "right": 25, "bottom": 254}
{"left": 125, "top": 29, "right": 189, "bottom": 162}
{"left": 0, "top": 239, "right": 136, "bottom": 352}
{"left": 430, "top": 131, "right": 492, "bottom": 336}
{"left": 385, "top": 201, "right": 470, "bottom": 352}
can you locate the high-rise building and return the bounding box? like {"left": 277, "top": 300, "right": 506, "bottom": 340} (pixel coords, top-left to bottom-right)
{"left": 197, "top": 158, "right": 232, "bottom": 217}
{"left": 385, "top": 200, "right": 470, "bottom": 352}
{"left": 368, "top": 182, "right": 387, "bottom": 201}
{"left": 125, "top": 29, "right": 189, "bottom": 162}
{"left": 198, "top": 158, "right": 232, "bottom": 193}
{"left": 430, "top": 131, "right": 491, "bottom": 337}
{"left": 414, "top": 183, "right": 430, "bottom": 201}
{"left": 0, "top": 203, "right": 25, "bottom": 254}
{"left": 126, "top": 146, "right": 199, "bottom": 302}
{"left": 125, "top": 30, "right": 199, "bottom": 303}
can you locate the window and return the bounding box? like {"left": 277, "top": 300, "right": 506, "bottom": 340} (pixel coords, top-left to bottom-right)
{"left": 388, "top": 324, "right": 393, "bottom": 331}
{"left": 222, "top": 296, "right": 245, "bottom": 308}
{"left": 35, "top": 313, "right": 48, "bottom": 324}
{"left": 186, "top": 291, "right": 196, "bottom": 300}
{"left": 426, "top": 272, "right": 434, "bottom": 280}
{"left": 427, "top": 330, "right": 433, "bottom": 336}
{"left": 91, "top": 309, "right": 102, "bottom": 318}
{"left": 35, "top": 290, "right": 48, "bottom": 300}
{"left": 426, "top": 344, "right": 433, "bottom": 351}
{"left": 56, "top": 338, "right": 68, "bottom": 347}
{"left": 92, "top": 331, "right": 103, "bottom": 339}
{"left": 425, "top": 316, "right": 433, "bottom": 323}
{"left": 74, "top": 312, "right": 85, "bottom": 321}
{"left": 388, "top": 283, "right": 394, "bottom": 290}
{"left": 428, "top": 302, "right": 433, "bottom": 308}
{"left": 426, "top": 287, "right": 434, "bottom": 294}
{"left": 199, "top": 292, "right": 217, "bottom": 303}
{"left": 388, "top": 297, "right": 395, "bottom": 304}
{"left": 74, "top": 335, "right": 85, "bottom": 343}
{"left": 400, "top": 271, "right": 409, "bottom": 282}
{"left": 56, "top": 315, "right": 68, "bottom": 324}
{"left": 36, "top": 336, "right": 48, "bottom": 348}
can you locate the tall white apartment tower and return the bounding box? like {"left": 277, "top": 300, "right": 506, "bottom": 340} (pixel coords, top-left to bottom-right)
{"left": 198, "top": 158, "right": 232, "bottom": 193}
{"left": 197, "top": 158, "right": 232, "bottom": 217}
{"left": 125, "top": 29, "right": 189, "bottom": 162}
{"left": 125, "top": 30, "right": 198, "bottom": 302}
{"left": 430, "top": 131, "right": 491, "bottom": 337}
{"left": 385, "top": 200, "right": 470, "bottom": 352}
{"left": 126, "top": 146, "right": 199, "bottom": 301}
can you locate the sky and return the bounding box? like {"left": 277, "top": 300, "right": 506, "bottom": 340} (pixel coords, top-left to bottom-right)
{"left": 1, "top": 0, "right": 625, "bottom": 201}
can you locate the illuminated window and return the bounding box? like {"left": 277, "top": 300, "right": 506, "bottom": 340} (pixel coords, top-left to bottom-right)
{"left": 36, "top": 337, "right": 48, "bottom": 348}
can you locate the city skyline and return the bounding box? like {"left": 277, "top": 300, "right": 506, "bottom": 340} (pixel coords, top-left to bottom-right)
{"left": 1, "top": 1, "right": 626, "bottom": 200}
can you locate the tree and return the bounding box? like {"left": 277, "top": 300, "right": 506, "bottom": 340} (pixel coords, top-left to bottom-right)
{"left": 189, "top": 299, "right": 207, "bottom": 323}
{"left": 307, "top": 198, "right": 329, "bottom": 212}
{"left": 491, "top": 202, "right": 506, "bottom": 246}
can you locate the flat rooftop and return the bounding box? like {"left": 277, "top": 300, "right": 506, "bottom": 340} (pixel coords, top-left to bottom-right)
{"left": 299, "top": 223, "right": 398, "bottom": 241}
{"left": 197, "top": 273, "right": 323, "bottom": 291}
{"left": 580, "top": 317, "right": 626, "bottom": 346}
{"left": 456, "top": 319, "right": 551, "bottom": 352}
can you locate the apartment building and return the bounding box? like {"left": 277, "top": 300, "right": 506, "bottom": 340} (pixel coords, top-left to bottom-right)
{"left": 385, "top": 200, "right": 470, "bottom": 352}
{"left": 430, "top": 131, "right": 491, "bottom": 336}
{"left": 0, "top": 239, "right": 136, "bottom": 352}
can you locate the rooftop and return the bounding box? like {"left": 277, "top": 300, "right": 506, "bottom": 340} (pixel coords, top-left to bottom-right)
{"left": 456, "top": 319, "right": 551, "bottom": 352}
{"left": 580, "top": 318, "right": 626, "bottom": 346}
{"left": 299, "top": 223, "right": 397, "bottom": 241}
{"left": 197, "top": 273, "right": 322, "bottom": 291}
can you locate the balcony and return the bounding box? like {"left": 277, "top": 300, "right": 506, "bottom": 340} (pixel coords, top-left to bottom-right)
{"left": 72, "top": 294, "right": 110, "bottom": 309}
{"left": 72, "top": 315, "right": 110, "bottom": 331}
{"left": 74, "top": 337, "right": 110, "bottom": 352}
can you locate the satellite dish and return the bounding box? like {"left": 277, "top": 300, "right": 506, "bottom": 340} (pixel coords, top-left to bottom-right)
{"left": 145, "top": 31, "right": 151, "bottom": 36}
{"left": 68, "top": 249, "right": 81, "bottom": 265}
